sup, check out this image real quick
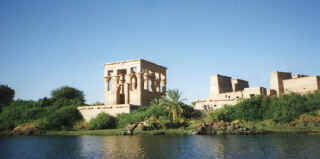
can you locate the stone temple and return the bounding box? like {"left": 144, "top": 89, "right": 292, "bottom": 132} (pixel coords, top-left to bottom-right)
{"left": 194, "top": 72, "right": 320, "bottom": 111}
{"left": 78, "top": 59, "right": 167, "bottom": 121}
{"left": 194, "top": 74, "right": 267, "bottom": 111}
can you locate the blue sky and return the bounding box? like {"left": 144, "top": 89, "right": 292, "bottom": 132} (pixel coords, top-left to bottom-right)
{"left": 1, "top": 0, "right": 320, "bottom": 104}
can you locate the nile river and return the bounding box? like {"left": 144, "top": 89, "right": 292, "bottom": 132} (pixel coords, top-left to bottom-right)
{"left": 1, "top": 134, "right": 320, "bottom": 159}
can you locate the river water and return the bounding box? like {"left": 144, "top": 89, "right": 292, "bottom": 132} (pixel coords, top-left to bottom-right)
{"left": 1, "top": 134, "right": 320, "bottom": 159}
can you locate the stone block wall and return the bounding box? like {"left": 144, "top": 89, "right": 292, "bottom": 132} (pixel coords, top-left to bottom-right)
{"left": 270, "top": 72, "right": 292, "bottom": 95}
{"left": 283, "top": 76, "right": 320, "bottom": 94}
{"left": 232, "top": 79, "right": 249, "bottom": 91}
{"left": 210, "top": 75, "right": 233, "bottom": 96}
{"left": 77, "top": 104, "right": 131, "bottom": 121}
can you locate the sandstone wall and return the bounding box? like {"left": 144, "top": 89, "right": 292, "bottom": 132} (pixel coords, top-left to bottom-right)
{"left": 194, "top": 99, "right": 238, "bottom": 112}
{"left": 283, "top": 76, "right": 320, "bottom": 94}
{"left": 78, "top": 104, "right": 131, "bottom": 121}
{"left": 210, "top": 75, "right": 233, "bottom": 97}
{"left": 270, "top": 72, "right": 292, "bottom": 95}
{"left": 243, "top": 87, "right": 267, "bottom": 98}
{"left": 232, "top": 79, "right": 249, "bottom": 91}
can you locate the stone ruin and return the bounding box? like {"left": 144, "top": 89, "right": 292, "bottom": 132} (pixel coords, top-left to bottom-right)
{"left": 194, "top": 74, "right": 267, "bottom": 111}
{"left": 78, "top": 59, "right": 167, "bottom": 121}
{"left": 78, "top": 58, "right": 320, "bottom": 120}
{"left": 194, "top": 72, "right": 320, "bottom": 111}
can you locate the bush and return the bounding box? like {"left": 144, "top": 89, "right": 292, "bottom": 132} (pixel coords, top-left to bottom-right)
{"left": 87, "top": 113, "right": 116, "bottom": 130}
{"left": 206, "top": 92, "right": 320, "bottom": 123}
{"left": 0, "top": 85, "right": 15, "bottom": 108}
{"left": 42, "top": 106, "right": 83, "bottom": 130}
{"left": 160, "top": 119, "right": 187, "bottom": 129}
{"left": 51, "top": 98, "right": 83, "bottom": 108}
{"left": 0, "top": 86, "right": 87, "bottom": 131}
{"left": 233, "top": 96, "right": 264, "bottom": 121}
{"left": 261, "top": 119, "right": 277, "bottom": 127}
{"left": 0, "top": 100, "right": 45, "bottom": 130}
{"left": 51, "top": 86, "right": 85, "bottom": 105}
{"left": 289, "top": 110, "right": 320, "bottom": 127}
{"left": 206, "top": 105, "right": 236, "bottom": 122}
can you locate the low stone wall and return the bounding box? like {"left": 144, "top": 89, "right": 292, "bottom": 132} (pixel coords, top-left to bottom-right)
{"left": 77, "top": 104, "right": 132, "bottom": 121}
{"left": 194, "top": 99, "right": 237, "bottom": 111}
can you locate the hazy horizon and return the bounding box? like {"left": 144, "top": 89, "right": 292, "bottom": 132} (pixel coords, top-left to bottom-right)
{"left": 1, "top": 0, "right": 320, "bottom": 104}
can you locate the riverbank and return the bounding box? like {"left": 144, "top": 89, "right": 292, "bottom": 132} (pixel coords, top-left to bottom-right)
{"left": 2, "top": 127, "right": 319, "bottom": 137}
{"left": 45, "top": 128, "right": 192, "bottom": 136}
{"left": 42, "top": 127, "right": 320, "bottom": 136}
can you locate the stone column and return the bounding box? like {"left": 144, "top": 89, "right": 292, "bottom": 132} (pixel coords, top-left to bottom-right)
{"left": 143, "top": 72, "right": 149, "bottom": 90}
{"left": 161, "top": 72, "right": 167, "bottom": 95}
{"left": 137, "top": 72, "right": 143, "bottom": 92}
{"left": 124, "top": 74, "right": 131, "bottom": 104}
{"left": 156, "top": 72, "right": 161, "bottom": 93}
{"left": 105, "top": 76, "right": 111, "bottom": 91}
{"left": 111, "top": 75, "right": 120, "bottom": 104}
{"left": 136, "top": 72, "right": 143, "bottom": 105}
{"left": 150, "top": 72, "right": 156, "bottom": 92}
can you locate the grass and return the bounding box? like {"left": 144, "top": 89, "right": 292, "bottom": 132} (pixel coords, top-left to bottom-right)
{"left": 0, "top": 130, "right": 10, "bottom": 136}
{"left": 45, "top": 128, "right": 193, "bottom": 136}
{"left": 240, "top": 121, "right": 320, "bottom": 134}
{"left": 46, "top": 129, "right": 125, "bottom": 136}
{"left": 259, "top": 126, "right": 320, "bottom": 134}
{"left": 43, "top": 127, "right": 320, "bottom": 136}
{"left": 2, "top": 126, "right": 320, "bottom": 137}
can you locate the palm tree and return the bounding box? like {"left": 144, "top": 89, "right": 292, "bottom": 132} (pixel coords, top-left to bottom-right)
{"left": 150, "top": 98, "right": 162, "bottom": 107}
{"left": 161, "top": 89, "right": 185, "bottom": 122}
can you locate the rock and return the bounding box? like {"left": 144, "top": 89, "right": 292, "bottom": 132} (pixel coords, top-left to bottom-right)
{"left": 135, "top": 123, "right": 146, "bottom": 131}
{"left": 126, "top": 123, "right": 138, "bottom": 135}
{"left": 120, "top": 130, "right": 133, "bottom": 136}
{"left": 191, "top": 131, "right": 199, "bottom": 135}
{"left": 10, "top": 123, "right": 43, "bottom": 136}
{"left": 152, "top": 131, "right": 165, "bottom": 135}
{"left": 196, "top": 121, "right": 266, "bottom": 136}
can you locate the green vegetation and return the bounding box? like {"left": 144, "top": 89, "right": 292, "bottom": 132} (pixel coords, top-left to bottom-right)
{"left": 1, "top": 84, "right": 320, "bottom": 136}
{"left": 45, "top": 128, "right": 192, "bottom": 136}
{"left": 114, "top": 89, "right": 200, "bottom": 130}
{"left": 161, "top": 90, "right": 185, "bottom": 122}
{"left": 51, "top": 86, "right": 85, "bottom": 105}
{"left": 0, "top": 86, "right": 84, "bottom": 131}
{"left": 87, "top": 113, "right": 116, "bottom": 130}
{"left": 0, "top": 85, "right": 15, "bottom": 112}
{"left": 206, "top": 91, "right": 320, "bottom": 123}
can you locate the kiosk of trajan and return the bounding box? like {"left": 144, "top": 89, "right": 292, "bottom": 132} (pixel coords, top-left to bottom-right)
{"left": 78, "top": 59, "right": 320, "bottom": 120}
{"left": 78, "top": 59, "right": 167, "bottom": 121}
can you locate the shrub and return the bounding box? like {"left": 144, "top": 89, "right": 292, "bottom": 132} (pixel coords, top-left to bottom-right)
{"left": 233, "top": 96, "right": 264, "bottom": 121}
{"left": 269, "top": 93, "right": 307, "bottom": 122}
{"left": 0, "top": 85, "right": 15, "bottom": 109}
{"left": 51, "top": 86, "right": 85, "bottom": 105}
{"left": 160, "top": 118, "right": 188, "bottom": 129}
{"left": 87, "top": 113, "right": 116, "bottom": 130}
{"left": 51, "top": 98, "right": 83, "bottom": 108}
{"left": 289, "top": 111, "right": 320, "bottom": 127}
{"left": 0, "top": 86, "right": 87, "bottom": 131}
{"left": 206, "top": 105, "right": 236, "bottom": 122}
{"left": 73, "top": 121, "right": 87, "bottom": 130}
{"left": 261, "top": 119, "right": 277, "bottom": 127}
{"left": 116, "top": 112, "right": 146, "bottom": 128}
{"left": 0, "top": 100, "right": 45, "bottom": 130}
{"left": 115, "top": 105, "right": 168, "bottom": 128}
{"left": 43, "top": 106, "right": 83, "bottom": 130}
{"left": 38, "top": 97, "right": 53, "bottom": 107}
{"left": 145, "top": 116, "right": 162, "bottom": 130}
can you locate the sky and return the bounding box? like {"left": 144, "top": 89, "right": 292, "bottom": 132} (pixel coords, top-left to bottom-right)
{"left": 1, "top": 0, "right": 320, "bottom": 104}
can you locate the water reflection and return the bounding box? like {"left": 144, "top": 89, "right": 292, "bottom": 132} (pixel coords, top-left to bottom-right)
{"left": 101, "top": 136, "right": 145, "bottom": 159}
{"left": 1, "top": 135, "right": 320, "bottom": 159}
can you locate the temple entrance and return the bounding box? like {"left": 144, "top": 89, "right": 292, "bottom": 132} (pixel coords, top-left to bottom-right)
{"left": 119, "top": 94, "right": 125, "bottom": 104}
